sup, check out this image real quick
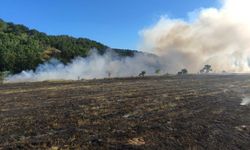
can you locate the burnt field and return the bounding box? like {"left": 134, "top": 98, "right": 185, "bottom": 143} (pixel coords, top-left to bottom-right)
{"left": 0, "top": 75, "right": 250, "bottom": 149}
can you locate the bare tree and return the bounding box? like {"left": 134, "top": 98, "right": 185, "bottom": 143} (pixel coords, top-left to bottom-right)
{"left": 106, "top": 71, "right": 111, "bottom": 78}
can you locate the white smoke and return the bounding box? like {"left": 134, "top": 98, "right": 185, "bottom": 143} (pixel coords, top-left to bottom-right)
{"left": 6, "top": 0, "right": 250, "bottom": 82}
{"left": 4, "top": 50, "right": 164, "bottom": 83}
{"left": 241, "top": 96, "right": 250, "bottom": 106}
{"left": 139, "top": 0, "right": 250, "bottom": 73}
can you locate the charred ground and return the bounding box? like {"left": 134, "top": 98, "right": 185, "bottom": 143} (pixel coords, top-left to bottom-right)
{"left": 0, "top": 75, "right": 250, "bottom": 149}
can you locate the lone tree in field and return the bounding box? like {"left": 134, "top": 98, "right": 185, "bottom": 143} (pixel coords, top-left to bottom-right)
{"left": 139, "top": 71, "right": 146, "bottom": 77}
{"left": 155, "top": 69, "right": 161, "bottom": 75}
{"left": 178, "top": 69, "right": 188, "bottom": 75}
{"left": 200, "top": 65, "right": 212, "bottom": 74}
{"left": 107, "top": 71, "right": 111, "bottom": 78}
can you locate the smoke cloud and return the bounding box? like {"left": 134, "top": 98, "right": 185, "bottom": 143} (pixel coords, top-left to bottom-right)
{"left": 6, "top": 0, "right": 250, "bottom": 82}
{"left": 241, "top": 96, "right": 250, "bottom": 106}
{"left": 139, "top": 0, "right": 250, "bottom": 73}
{"left": 4, "top": 50, "right": 164, "bottom": 83}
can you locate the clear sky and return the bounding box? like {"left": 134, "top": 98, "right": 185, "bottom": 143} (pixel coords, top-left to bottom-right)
{"left": 0, "top": 0, "right": 218, "bottom": 49}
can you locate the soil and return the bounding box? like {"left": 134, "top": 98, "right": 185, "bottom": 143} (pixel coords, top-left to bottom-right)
{"left": 0, "top": 75, "right": 250, "bottom": 149}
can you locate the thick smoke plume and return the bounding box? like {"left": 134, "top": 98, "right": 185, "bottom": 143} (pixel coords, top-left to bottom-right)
{"left": 6, "top": 0, "right": 250, "bottom": 82}
{"left": 139, "top": 0, "right": 250, "bottom": 73}
{"left": 5, "top": 50, "right": 164, "bottom": 83}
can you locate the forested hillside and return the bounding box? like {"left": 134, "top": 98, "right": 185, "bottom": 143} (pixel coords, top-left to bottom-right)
{"left": 0, "top": 19, "right": 137, "bottom": 74}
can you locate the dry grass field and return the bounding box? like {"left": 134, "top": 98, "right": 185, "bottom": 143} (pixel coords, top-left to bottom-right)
{"left": 0, "top": 75, "right": 250, "bottom": 149}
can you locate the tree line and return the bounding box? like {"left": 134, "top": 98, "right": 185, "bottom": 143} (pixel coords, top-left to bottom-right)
{"left": 0, "top": 19, "right": 136, "bottom": 74}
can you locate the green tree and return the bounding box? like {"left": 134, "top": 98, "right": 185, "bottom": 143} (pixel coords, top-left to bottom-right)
{"left": 178, "top": 69, "right": 188, "bottom": 75}
{"left": 0, "top": 18, "right": 137, "bottom": 73}
{"left": 155, "top": 69, "right": 161, "bottom": 74}
{"left": 200, "top": 65, "right": 212, "bottom": 74}
{"left": 139, "top": 71, "right": 146, "bottom": 77}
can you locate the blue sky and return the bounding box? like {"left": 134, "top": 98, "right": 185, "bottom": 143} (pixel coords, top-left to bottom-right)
{"left": 0, "top": 0, "right": 218, "bottom": 49}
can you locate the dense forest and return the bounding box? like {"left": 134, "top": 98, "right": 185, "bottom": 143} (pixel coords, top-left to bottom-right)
{"left": 0, "top": 19, "right": 137, "bottom": 74}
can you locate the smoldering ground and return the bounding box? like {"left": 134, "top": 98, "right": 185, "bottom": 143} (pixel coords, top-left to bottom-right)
{"left": 241, "top": 97, "right": 250, "bottom": 106}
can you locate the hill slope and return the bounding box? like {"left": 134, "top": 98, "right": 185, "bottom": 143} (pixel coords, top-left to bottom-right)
{"left": 0, "top": 19, "right": 138, "bottom": 73}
